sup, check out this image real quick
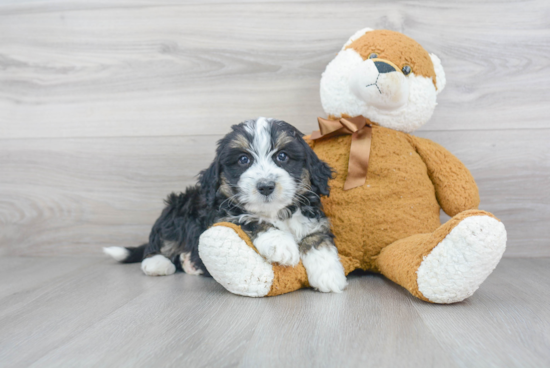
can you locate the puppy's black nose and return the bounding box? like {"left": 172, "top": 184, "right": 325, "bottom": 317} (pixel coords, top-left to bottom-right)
{"left": 257, "top": 181, "right": 275, "bottom": 196}
{"left": 374, "top": 61, "right": 396, "bottom": 74}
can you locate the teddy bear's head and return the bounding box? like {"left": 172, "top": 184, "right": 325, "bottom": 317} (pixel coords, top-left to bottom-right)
{"left": 320, "top": 28, "right": 446, "bottom": 133}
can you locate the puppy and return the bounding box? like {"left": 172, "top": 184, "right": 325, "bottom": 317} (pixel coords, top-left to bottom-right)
{"left": 104, "top": 117, "right": 348, "bottom": 293}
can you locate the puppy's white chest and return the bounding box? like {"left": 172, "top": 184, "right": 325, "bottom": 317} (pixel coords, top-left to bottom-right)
{"left": 270, "top": 210, "right": 325, "bottom": 243}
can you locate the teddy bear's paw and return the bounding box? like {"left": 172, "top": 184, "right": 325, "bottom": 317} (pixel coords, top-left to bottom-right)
{"left": 253, "top": 228, "right": 300, "bottom": 267}
{"left": 302, "top": 245, "right": 348, "bottom": 293}
{"left": 199, "top": 226, "right": 274, "bottom": 297}
{"left": 417, "top": 215, "right": 507, "bottom": 304}
{"left": 141, "top": 254, "right": 176, "bottom": 276}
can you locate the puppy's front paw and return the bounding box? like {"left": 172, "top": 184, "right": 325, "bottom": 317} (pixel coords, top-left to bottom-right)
{"left": 253, "top": 229, "right": 300, "bottom": 266}
{"left": 302, "top": 246, "right": 347, "bottom": 293}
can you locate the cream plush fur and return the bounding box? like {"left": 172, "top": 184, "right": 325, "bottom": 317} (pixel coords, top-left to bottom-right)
{"left": 320, "top": 28, "right": 446, "bottom": 133}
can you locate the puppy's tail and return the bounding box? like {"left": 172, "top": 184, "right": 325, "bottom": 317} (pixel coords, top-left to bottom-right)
{"left": 103, "top": 244, "right": 146, "bottom": 263}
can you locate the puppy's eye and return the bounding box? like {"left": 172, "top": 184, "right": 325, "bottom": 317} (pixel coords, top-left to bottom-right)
{"left": 402, "top": 65, "right": 412, "bottom": 75}
{"left": 276, "top": 152, "right": 288, "bottom": 163}
{"left": 368, "top": 53, "right": 378, "bottom": 59}
{"left": 238, "top": 155, "right": 250, "bottom": 166}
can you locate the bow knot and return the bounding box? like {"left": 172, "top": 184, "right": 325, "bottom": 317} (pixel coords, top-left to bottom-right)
{"left": 310, "top": 116, "right": 372, "bottom": 190}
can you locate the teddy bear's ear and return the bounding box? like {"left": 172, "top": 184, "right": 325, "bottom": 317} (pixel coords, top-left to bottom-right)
{"left": 342, "top": 27, "right": 374, "bottom": 50}
{"left": 430, "top": 53, "right": 446, "bottom": 94}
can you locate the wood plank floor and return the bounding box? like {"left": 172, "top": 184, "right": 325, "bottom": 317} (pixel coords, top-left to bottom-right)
{"left": 0, "top": 256, "right": 548, "bottom": 367}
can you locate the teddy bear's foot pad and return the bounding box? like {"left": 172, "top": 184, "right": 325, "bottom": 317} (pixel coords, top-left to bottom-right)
{"left": 199, "top": 226, "right": 274, "bottom": 297}
{"left": 416, "top": 216, "right": 507, "bottom": 304}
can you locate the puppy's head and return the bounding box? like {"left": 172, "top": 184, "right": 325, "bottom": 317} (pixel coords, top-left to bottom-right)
{"left": 200, "top": 117, "right": 333, "bottom": 217}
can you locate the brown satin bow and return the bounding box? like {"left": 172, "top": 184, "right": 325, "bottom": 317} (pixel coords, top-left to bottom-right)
{"left": 310, "top": 116, "right": 372, "bottom": 190}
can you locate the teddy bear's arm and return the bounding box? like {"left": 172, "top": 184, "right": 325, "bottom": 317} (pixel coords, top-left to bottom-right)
{"left": 410, "top": 136, "right": 480, "bottom": 216}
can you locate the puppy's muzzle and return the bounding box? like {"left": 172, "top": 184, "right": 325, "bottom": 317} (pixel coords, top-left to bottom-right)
{"left": 256, "top": 180, "right": 275, "bottom": 196}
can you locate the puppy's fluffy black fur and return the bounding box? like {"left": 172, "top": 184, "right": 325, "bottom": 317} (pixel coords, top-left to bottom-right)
{"left": 112, "top": 118, "right": 333, "bottom": 275}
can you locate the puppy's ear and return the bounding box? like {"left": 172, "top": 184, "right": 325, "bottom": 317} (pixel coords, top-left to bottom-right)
{"left": 199, "top": 158, "right": 220, "bottom": 207}
{"left": 301, "top": 139, "right": 334, "bottom": 197}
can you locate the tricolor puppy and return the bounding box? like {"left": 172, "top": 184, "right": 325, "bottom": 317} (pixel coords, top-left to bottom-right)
{"left": 104, "top": 117, "right": 348, "bottom": 293}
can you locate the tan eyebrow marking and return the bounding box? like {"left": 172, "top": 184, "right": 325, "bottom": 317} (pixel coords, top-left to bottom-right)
{"left": 229, "top": 134, "right": 250, "bottom": 150}
{"left": 274, "top": 131, "right": 294, "bottom": 150}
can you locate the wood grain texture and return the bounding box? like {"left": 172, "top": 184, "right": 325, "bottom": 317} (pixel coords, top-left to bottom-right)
{"left": 0, "top": 0, "right": 548, "bottom": 257}
{"left": 1, "top": 129, "right": 549, "bottom": 257}
{"left": 0, "top": 256, "right": 548, "bottom": 367}
{"left": 239, "top": 269, "right": 455, "bottom": 368}
{"left": 0, "top": 135, "right": 217, "bottom": 256}
{"left": 412, "top": 258, "right": 550, "bottom": 368}
{"left": 1, "top": 0, "right": 549, "bottom": 139}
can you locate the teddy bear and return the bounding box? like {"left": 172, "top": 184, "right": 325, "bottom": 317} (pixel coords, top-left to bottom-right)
{"left": 198, "top": 28, "right": 507, "bottom": 303}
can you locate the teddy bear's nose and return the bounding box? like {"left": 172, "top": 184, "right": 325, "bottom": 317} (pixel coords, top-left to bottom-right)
{"left": 374, "top": 61, "right": 396, "bottom": 74}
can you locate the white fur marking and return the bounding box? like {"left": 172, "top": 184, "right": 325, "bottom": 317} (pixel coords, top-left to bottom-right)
{"left": 254, "top": 228, "right": 300, "bottom": 266}
{"left": 227, "top": 208, "right": 329, "bottom": 247}
{"left": 301, "top": 245, "right": 347, "bottom": 293}
{"left": 417, "top": 216, "right": 507, "bottom": 304}
{"left": 180, "top": 253, "right": 204, "bottom": 275}
{"left": 251, "top": 117, "right": 272, "bottom": 157}
{"left": 199, "top": 226, "right": 274, "bottom": 297}
{"left": 238, "top": 117, "right": 297, "bottom": 218}
{"left": 141, "top": 254, "right": 176, "bottom": 276}
{"left": 103, "top": 246, "right": 129, "bottom": 262}
{"left": 272, "top": 209, "right": 327, "bottom": 243}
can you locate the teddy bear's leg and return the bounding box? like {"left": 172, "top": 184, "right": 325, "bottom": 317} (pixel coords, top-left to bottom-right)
{"left": 198, "top": 223, "right": 309, "bottom": 297}
{"left": 375, "top": 210, "right": 507, "bottom": 304}
{"left": 199, "top": 222, "right": 359, "bottom": 297}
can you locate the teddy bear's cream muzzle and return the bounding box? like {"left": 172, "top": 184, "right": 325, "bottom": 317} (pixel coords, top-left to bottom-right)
{"left": 349, "top": 58, "right": 410, "bottom": 111}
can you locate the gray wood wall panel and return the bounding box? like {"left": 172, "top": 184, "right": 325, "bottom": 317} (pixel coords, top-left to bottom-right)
{"left": 1, "top": 0, "right": 550, "bottom": 139}
{"left": 1, "top": 0, "right": 549, "bottom": 256}
{"left": 1, "top": 129, "right": 548, "bottom": 257}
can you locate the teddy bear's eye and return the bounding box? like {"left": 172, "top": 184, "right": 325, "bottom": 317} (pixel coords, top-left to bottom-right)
{"left": 368, "top": 53, "right": 378, "bottom": 59}
{"left": 402, "top": 65, "right": 412, "bottom": 75}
